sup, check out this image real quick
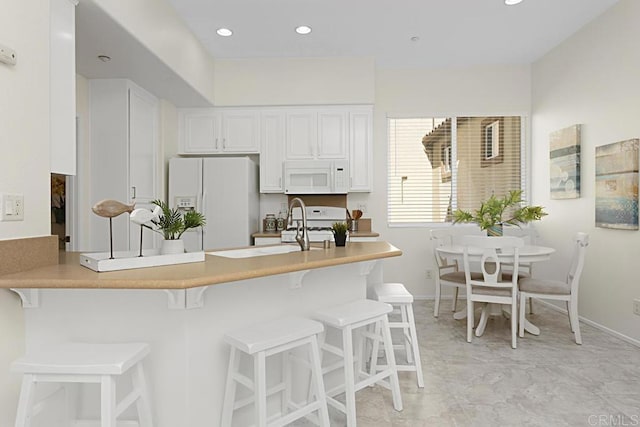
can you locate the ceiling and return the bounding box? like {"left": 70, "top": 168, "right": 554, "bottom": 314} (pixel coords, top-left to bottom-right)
{"left": 76, "top": 0, "right": 619, "bottom": 107}
{"left": 166, "top": 0, "right": 619, "bottom": 68}
{"left": 75, "top": 1, "right": 212, "bottom": 107}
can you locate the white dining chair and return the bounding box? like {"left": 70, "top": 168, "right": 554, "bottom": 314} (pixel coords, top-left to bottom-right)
{"left": 518, "top": 232, "right": 589, "bottom": 345}
{"left": 430, "top": 227, "right": 483, "bottom": 318}
{"left": 503, "top": 225, "right": 538, "bottom": 314}
{"left": 462, "top": 235, "right": 524, "bottom": 349}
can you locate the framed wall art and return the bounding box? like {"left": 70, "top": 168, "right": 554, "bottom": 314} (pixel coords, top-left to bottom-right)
{"left": 595, "top": 138, "right": 639, "bottom": 230}
{"left": 550, "top": 124, "right": 581, "bottom": 199}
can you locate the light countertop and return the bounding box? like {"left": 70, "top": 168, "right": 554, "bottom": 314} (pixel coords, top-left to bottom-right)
{"left": 0, "top": 241, "right": 401, "bottom": 290}
{"left": 252, "top": 231, "right": 380, "bottom": 238}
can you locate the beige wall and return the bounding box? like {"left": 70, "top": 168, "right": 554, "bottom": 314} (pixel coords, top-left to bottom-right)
{"left": 531, "top": 0, "right": 640, "bottom": 342}
{"left": 213, "top": 57, "right": 375, "bottom": 106}
{"left": 0, "top": 0, "right": 51, "bottom": 422}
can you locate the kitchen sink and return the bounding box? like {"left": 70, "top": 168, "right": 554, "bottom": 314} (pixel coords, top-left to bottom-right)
{"left": 207, "top": 245, "right": 319, "bottom": 259}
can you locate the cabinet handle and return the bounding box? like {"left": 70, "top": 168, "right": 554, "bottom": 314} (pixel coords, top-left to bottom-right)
{"left": 131, "top": 186, "right": 136, "bottom": 199}
{"left": 278, "top": 177, "right": 282, "bottom": 188}
{"left": 215, "top": 138, "right": 219, "bottom": 150}
{"left": 222, "top": 138, "right": 226, "bottom": 149}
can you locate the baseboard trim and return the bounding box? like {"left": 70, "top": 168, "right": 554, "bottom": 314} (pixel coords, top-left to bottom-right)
{"left": 534, "top": 300, "right": 640, "bottom": 348}
{"left": 74, "top": 421, "right": 139, "bottom": 427}
{"left": 414, "top": 295, "right": 640, "bottom": 348}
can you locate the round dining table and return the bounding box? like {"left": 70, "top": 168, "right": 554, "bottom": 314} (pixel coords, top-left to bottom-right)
{"left": 435, "top": 244, "right": 555, "bottom": 336}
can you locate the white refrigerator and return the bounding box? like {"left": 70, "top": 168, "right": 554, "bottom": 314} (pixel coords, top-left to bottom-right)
{"left": 169, "top": 157, "right": 260, "bottom": 251}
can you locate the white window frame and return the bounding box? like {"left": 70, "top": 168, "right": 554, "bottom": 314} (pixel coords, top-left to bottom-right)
{"left": 386, "top": 112, "right": 530, "bottom": 228}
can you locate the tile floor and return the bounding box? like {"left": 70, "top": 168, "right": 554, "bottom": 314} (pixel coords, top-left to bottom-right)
{"left": 315, "top": 300, "right": 640, "bottom": 427}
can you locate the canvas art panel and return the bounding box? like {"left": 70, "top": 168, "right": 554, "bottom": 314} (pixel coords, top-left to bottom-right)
{"left": 595, "top": 138, "right": 639, "bottom": 230}
{"left": 550, "top": 124, "right": 581, "bottom": 199}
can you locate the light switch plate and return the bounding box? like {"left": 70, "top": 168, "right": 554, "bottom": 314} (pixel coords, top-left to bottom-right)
{"left": 0, "top": 194, "right": 24, "bottom": 221}
{"left": 634, "top": 299, "right": 640, "bottom": 316}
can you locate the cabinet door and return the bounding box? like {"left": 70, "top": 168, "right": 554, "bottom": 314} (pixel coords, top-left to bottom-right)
{"left": 179, "top": 109, "right": 221, "bottom": 154}
{"left": 129, "top": 86, "right": 158, "bottom": 203}
{"left": 222, "top": 110, "right": 260, "bottom": 153}
{"left": 349, "top": 109, "right": 373, "bottom": 192}
{"left": 317, "top": 110, "right": 348, "bottom": 159}
{"left": 260, "top": 111, "right": 285, "bottom": 192}
{"left": 128, "top": 85, "right": 159, "bottom": 251}
{"left": 285, "top": 111, "right": 317, "bottom": 159}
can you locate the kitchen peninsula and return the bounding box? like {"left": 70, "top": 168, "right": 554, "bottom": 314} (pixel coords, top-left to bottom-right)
{"left": 0, "top": 241, "right": 400, "bottom": 427}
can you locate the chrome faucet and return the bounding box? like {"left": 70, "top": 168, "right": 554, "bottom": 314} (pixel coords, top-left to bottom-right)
{"left": 287, "top": 197, "right": 310, "bottom": 251}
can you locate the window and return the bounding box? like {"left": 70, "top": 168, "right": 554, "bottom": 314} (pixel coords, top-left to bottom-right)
{"left": 388, "top": 116, "right": 525, "bottom": 225}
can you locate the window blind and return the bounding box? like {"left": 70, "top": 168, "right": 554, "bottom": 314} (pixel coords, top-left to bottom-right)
{"left": 388, "top": 116, "right": 526, "bottom": 225}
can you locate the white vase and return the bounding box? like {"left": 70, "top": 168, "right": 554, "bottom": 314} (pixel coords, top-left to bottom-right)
{"left": 160, "top": 239, "right": 185, "bottom": 255}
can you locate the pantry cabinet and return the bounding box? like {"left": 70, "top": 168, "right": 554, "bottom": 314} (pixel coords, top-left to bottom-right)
{"left": 86, "top": 79, "right": 159, "bottom": 252}
{"left": 260, "top": 111, "right": 286, "bottom": 193}
{"left": 348, "top": 107, "right": 373, "bottom": 192}
{"left": 179, "top": 108, "right": 260, "bottom": 154}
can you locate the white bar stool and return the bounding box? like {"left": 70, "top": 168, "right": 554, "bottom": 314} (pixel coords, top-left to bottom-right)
{"left": 11, "top": 342, "right": 152, "bottom": 427}
{"left": 370, "top": 282, "right": 424, "bottom": 388}
{"left": 313, "top": 299, "right": 403, "bottom": 427}
{"left": 220, "top": 316, "right": 330, "bottom": 427}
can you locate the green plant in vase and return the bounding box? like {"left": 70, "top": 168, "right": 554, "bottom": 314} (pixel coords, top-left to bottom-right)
{"left": 332, "top": 221, "right": 349, "bottom": 247}
{"left": 150, "top": 199, "right": 206, "bottom": 253}
{"left": 452, "top": 190, "right": 547, "bottom": 236}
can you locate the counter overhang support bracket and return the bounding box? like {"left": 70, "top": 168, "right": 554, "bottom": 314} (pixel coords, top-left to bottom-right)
{"left": 10, "top": 288, "right": 40, "bottom": 308}
{"left": 165, "top": 289, "right": 186, "bottom": 309}
{"left": 289, "top": 270, "right": 311, "bottom": 289}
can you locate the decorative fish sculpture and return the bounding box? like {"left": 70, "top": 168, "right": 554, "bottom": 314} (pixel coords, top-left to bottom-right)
{"left": 92, "top": 200, "right": 135, "bottom": 218}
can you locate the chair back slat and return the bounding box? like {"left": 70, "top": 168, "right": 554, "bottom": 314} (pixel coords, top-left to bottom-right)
{"left": 461, "top": 236, "right": 524, "bottom": 289}
{"left": 568, "top": 232, "right": 589, "bottom": 294}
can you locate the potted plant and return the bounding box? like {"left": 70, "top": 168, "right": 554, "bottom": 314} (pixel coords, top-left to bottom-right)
{"left": 149, "top": 199, "right": 206, "bottom": 254}
{"left": 332, "top": 221, "right": 349, "bottom": 247}
{"left": 452, "top": 190, "right": 547, "bottom": 236}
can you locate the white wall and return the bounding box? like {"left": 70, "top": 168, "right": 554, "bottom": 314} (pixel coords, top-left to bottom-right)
{"left": 91, "top": 0, "right": 216, "bottom": 104}
{"left": 531, "top": 0, "right": 640, "bottom": 342}
{"left": 74, "top": 74, "right": 92, "bottom": 251}
{"left": 0, "top": 0, "right": 51, "bottom": 423}
{"left": 374, "top": 66, "right": 532, "bottom": 297}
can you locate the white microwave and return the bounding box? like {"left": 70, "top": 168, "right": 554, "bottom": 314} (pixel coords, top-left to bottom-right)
{"left": 283, "top": 160, "right": 349, "bottom": 194}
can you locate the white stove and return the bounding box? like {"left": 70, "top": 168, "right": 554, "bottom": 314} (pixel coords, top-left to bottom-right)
{"left": 280, "top": 206, "right": 347, "bottom": 243}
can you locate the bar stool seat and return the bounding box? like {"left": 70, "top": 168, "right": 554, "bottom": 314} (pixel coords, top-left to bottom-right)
{"left": 221, "top": 316, "right": 330, "bottom": 427}
{"left": 371, "top": 282, "right": 425, "bottom": 388}
{"left": 12, "top": 342, "right": 152, "bottom": 427}
{"left": 313, "top": 299, "right": 403, "bottom": 427}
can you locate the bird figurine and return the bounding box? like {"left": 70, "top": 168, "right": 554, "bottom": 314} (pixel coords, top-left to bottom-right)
{"left": 130, "top": 206, "right": 162, "bottom": 257}
{"left": 91, "top": 199, "right": 136, "bottom": 259}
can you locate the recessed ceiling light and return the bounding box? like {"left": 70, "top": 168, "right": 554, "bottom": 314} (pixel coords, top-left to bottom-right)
{"left": 411, "top": 36, "right": 420, "bottom": 42}
{"left": 97, "top": 55, "right": 111, "bottom": 62}
{"left": 505, "top": 0, "right": 523, "bottom": 5}
{"left": 216, "top": 28, "right": 233, "bottom": 37}
{"left": 295, "top": 26, "right": 312, "bottom": 35}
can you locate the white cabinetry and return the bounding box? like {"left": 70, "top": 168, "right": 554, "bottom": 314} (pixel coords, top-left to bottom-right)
{"left": 87, "top": 79, "right": 159, "bottom": 252}
{"left": 349, "top": 106, "right": 373, "bottom": 192}
{"left": 284, "top": 109, "right": 348, "bottom": 160}
{"left": 260, "top": 111, "right": 286, "bottom": 193}
{"left": 179, "top": 108, "right": 259, "bottom": 154}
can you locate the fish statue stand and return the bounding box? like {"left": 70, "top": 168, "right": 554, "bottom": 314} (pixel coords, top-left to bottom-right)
{"left": 92, "top": 200, "right": 135, "bottom": 259}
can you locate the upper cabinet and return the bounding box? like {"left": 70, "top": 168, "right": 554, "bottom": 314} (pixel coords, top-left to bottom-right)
{"left": 284, "top": 108, "right": 348, "bottom": 160}
{"left": 179, "top": 108, "right": 259, "bottom": 154}
{"left": 177, "top": 105, "right": 373, "bottom": 193}
{"left": 348, "top": 106, "right": 373, "bottom": 192}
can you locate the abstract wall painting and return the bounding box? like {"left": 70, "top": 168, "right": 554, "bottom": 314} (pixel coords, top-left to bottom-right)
{"left": 595, "top": 139, "right": 639, "bottom": 230}
{"left": 550, "top": 125, "right": 581, "bottom": 199}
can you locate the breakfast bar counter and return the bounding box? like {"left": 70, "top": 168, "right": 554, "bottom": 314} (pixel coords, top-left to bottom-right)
{"left": 0, "top": 241, "right": 399, "bottom": 290}
{"left": 1, "top": 242, "right": 401, "bottom": 427}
